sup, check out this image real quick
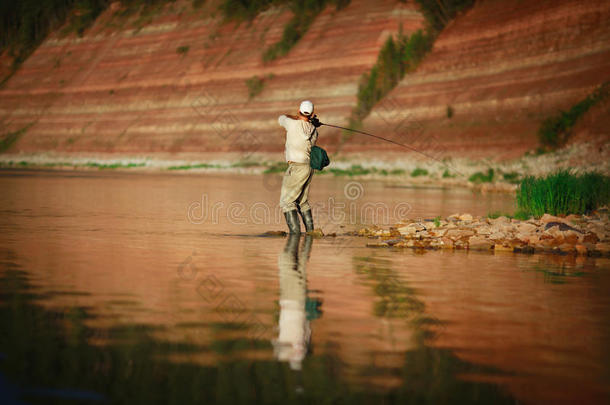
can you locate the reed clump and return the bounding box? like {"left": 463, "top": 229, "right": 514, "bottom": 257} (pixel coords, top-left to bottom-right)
{"left": 516, "top": 170, "right": 610, "bottom": 217}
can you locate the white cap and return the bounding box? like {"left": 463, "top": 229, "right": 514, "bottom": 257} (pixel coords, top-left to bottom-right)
{"left": 299, "top": 100, "right": 314, "bottom": 116}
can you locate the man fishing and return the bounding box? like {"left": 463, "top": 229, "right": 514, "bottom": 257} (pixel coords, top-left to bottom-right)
{"left": 278, "top": 100, "right": 320, "bottom": 235}
{"left": 277, "top": 100, "right": 451, "bottom": 235}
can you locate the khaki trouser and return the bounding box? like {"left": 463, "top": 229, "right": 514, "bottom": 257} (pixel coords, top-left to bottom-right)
{"left": 280, "top": 162, "right": 313, "bottom": 213}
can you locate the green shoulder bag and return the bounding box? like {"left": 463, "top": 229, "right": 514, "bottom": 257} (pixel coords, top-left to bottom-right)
{"left": 310, "top": 145, "right": 330, "bottom": 171}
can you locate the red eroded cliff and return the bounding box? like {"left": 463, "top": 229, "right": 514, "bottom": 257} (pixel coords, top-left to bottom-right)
{"left": 0, "top": 0, "right": 422, "bottom": 154}
{"left": 0, "top": 0, "right": 608, "bottom": 159}
{"left": 358, "top": 0, "right": 610, "bottom": 159}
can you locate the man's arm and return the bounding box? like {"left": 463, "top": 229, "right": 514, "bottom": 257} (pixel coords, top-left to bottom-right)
{"left": 278, "top": 114, "right": 287, "bottom": 128}
{"left": 279, "top": 114, "right": 299, "bottom": 128}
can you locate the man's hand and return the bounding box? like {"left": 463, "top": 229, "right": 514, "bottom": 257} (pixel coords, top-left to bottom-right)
{"left": 310, "top": 115, "right": 322, "bottom": 128}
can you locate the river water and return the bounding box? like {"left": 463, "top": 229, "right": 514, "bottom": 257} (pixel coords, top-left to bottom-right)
{"left": 0, "top": 170, "right": 608, "bottom": 404}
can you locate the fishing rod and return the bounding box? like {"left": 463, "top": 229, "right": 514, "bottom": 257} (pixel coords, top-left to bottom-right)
{"left": 318, "top": 121, "right": 459, "bottom": 172}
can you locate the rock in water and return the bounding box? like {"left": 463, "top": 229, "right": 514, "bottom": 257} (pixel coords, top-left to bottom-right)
{"left": 382, "top": 238, "right": 403, "bottom": 246}
{"left": 308, "top": 229, "right": 324, "bottom": 237}
{"left": 446, "top": 229, "right": 475, "bottom": 240}
{"left": 398, "top": 225, "right": 417, "bottom": 236}
{"left": 459, "top": 213, "right": 473, "bottom": 221}
{"left": 367, "top": 241, "right": 389, "bottom": 248}
{"left": 263, "top": 230, "right": 287, "bottom": 237}
{"left": 544, "top": 221, "right": 581, "bottom": 232}
{"left": 468, "top": 236, "right": 493, "bottom": 250}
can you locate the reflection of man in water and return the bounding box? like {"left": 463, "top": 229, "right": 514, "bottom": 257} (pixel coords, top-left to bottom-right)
{"left": 274, "top": 234, "right": 319, "bottom": 371}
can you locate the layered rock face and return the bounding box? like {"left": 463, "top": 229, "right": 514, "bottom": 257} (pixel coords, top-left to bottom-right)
{"left": 1, "top": 0, "right": 608, "bottom": 158}
{"left": 359, "top": 0, "right": 610, "bottom": 158}
{"left": 0, "top": 0, "right": 422, "bottom": 154}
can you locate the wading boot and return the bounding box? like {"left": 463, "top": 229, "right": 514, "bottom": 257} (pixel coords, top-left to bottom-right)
{"left": 301, "top": 209, "right": 314, "bottom": 233}
{"left": 284, "top": 210, "right": 301, "bottom": 235}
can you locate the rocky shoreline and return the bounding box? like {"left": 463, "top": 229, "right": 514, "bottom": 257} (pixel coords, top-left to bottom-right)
{"left": 359, "top": 210, "right": 610, "bottom": 257}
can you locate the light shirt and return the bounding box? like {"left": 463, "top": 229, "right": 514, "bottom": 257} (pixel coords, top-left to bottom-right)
{"left": 278, "top": 115, "right": 318, "bottom": 163}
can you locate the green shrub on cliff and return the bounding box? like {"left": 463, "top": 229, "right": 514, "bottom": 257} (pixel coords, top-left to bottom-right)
{"left": 245, "top": 74, "right": 275, "bottom": 98}
{"left": 517, "top": 170, "right": 610, "bottom": 217}
{"left": 0, "top": 0, "right": 108, "bottom": 52}
{"left": 0, "top": 123, "right": 32, "bottom": 153}
{"left": 0, "top": 0, "right": 173, "bottom": 85}
{"left": 220, "top": 0, "right": 276, "bottom": 22}
{"left": 342, "top": 0, "right": 474, "bottom": 142}
{"left": 538, "top": 82, "right": 609, "bottom": 151}
{"left": 262, "top": 0, "right": 351, "bottom": 62}
{"left": 1, "top": 0, "right": 84, "bottom": 83}
{"left": 350, "top": 30, "right": 434, "bottom": 125}
{"left": 245, "top": 76, "right": 265, "bottom": 98}
{"left": 446, "top": 105, "right": 454, "bottom": 118}
{"left": 219, "top": 0, "right": 350, "bottom": 60}
{"left": 413, "top": 0, "right": 474, "bottom": 32}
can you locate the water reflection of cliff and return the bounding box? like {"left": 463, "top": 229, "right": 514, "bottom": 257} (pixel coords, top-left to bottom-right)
{"left": 0, "top": 247, "right": 515, "bottom": 404}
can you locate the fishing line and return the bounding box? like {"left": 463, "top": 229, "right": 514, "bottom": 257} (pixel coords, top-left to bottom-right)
{"left": 320, "top": 122, "right": 462, "bottom": 175}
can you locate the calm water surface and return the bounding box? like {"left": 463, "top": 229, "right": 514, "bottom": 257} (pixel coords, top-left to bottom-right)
{"left": 0, "top": 170, "right": 609, "bottom": 404}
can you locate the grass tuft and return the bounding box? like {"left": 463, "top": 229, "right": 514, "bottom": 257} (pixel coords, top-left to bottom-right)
{"left": 468, "top": 168, "right": 494, "bottom": 183}
{"left": 516, "top": 170, "right": 610, "bottom": 217}
{"left": 487, "top": 211, "right": 531, "bottom": 221}
{"left": 231, "top": 161, "right": 261, "bottom": 168}
{"left": 85, "top": 162, "right": 146, "bottom": 169}
{"left": 502, "top": 171, "right": 520, "bottom": 184}
{"left": 263, "top": 162, "right": 288, "bottom": 174}
{"left": 167, "top": 163, "right": 222, "bottom": 170}
{"left": 329, "top": 164, "right": 371, "bottom": 177}
{"left": 442, "top": 169, "right": 455, "bottom": 178}
{"left": 410, "top": 168, "right": 428, "bottom": 177}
